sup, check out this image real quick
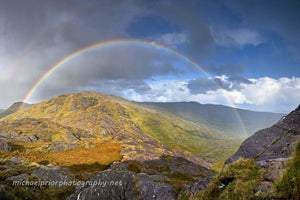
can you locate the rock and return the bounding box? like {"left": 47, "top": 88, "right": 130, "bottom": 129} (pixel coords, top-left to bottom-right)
{"left": 17, "top": 136, "right": 32, "bottom": 142}
{"left": 48, "top": 141, "right": 79, "bottom": 152}
{"left": 0, "top": 185, "right": 5, "bottom": 192}
{"left": 263, "top": 170, "right": 282, "bottom": 182}
{"left": 0, "top": 139, "right": 11, "bottom": 151}
{"left": 255, "top": 181, "right": 273, "bottom": 194}
{"left": 182, "top": 177, "right": 213, "bottom": 195}
{"left": 0, "top": 131, "right": 18, "bottom": 140}
{"left": 226, "top": 105, "right": 300, "bottom": 165}
{"left": 256, "top": 157, "right": 290, "bottom": 171}
{"left": 67, "top": 168, "right": 177, "bottom": 200}
{"left": 6, "top": 174, "right": 29, "bottom": 182}
{"left": 148, "top": 174, "right": 171, "bottom": 181}
{"left": 70, "top": 97, "right": 98, "bottom": 111}
{"left": 137, "top": 175, "right": 176, "bottom": 200}
{"left": 8, "top": 157, "right": 24, "bottom": 164}
{"left": 31, "top": 166, "right": 73, "bottom": 188}
{"left": 67, "top": 169, "right": 137, "bottom": 200}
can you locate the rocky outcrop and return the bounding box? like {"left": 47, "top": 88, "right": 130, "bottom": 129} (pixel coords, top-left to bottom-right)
{"left": 226, "top": 105, "right": 300, "bottom": 165}
{"left": 31, "top": 166, "right": 73, "bottom": 188}
{"left": 67, "top": 168, "right": 177, "bottom": 200}
{"left": 0, "top": 139, "right": 11, "bottom": 151}
{"left": 182, "top": 177, "right": 213, "bottom": 195}
{"left": 6, "top": 174, "right": 29, "bottom": 182}
{"left": 137, "top": 175, "right": 176, "bottom": 200}
{"left": 67, "top": 169, "right": 137, "bottom": 200}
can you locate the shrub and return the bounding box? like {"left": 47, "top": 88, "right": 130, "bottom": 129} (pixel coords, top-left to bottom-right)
{"left": 275, "top": 141, "right": 300, "bottom": 199}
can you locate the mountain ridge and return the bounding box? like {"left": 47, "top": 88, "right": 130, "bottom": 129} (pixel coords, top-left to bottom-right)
{"left": 140, "top": 101, "right": 284, "bottom": 138}
{"left": 226, "top": 104, "right": 300, "bottom": 164}
{"left": 0, "top": 102, "right": 32, "bottom": 119}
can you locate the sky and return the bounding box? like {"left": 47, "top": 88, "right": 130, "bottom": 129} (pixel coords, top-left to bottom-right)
{"left": 0, "top": 0, "right": 300, "bottom": 113}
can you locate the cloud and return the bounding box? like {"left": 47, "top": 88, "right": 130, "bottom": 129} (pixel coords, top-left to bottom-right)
{"left": 0, "top": 0, "right": 216, "bottom": 108}
{"left": 187, "top": 62, "right": 252, "bottom": 95}
{"left": 223, "top": 0, "right": 300, "bottom": 57}
{"left": 132, "top": 77, "right": 300, "bottom": 113}
{"left": 205, "top": 63, "right": 245, "bottom": 76}
{"left": 211, "top": 27, "right": 264, "bottom": 47}
{"left": 151, "top": 32, "right": 188, "bottom": 49}
{"left": 238, "top": 77, "right": 300, "bottom": 112}
{"left": 144, "top": 0, "right": 214, "bottom": 60}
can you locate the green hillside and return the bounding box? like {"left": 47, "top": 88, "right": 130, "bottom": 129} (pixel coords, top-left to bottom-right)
{"left": 141, "top": 102, "right": 284, "bottom": 138}
{"left": 1, "top": 91, "right": 239, "bottom": 166}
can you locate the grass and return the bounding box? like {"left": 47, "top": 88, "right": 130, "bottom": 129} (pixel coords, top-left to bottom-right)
{"left": 274, "top": 140, "right": 300, "bottom": 199}
{"left": 0, "top": 91, "right": 241, "bottom": 167}
{"left": 0, "top": 141, "right": 123, "bottom": 199}
{"left": 194, "top": 159, "right": 265, "bottom": 200}
{"left": 0, "top": 183, "right": 76, "bottom": 200}
{"left": 0, "top": 142, "right": 123, "bottom": 173}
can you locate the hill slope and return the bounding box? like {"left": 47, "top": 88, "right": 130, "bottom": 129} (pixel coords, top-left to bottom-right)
{"left": 1, "top": 91, "right": 219, "bottom": 166}
{"left": 189, "top": 105, "right": 300, "bottom": 199}
{"left": 141, "top": 102, "right": 284, "bottom": 138}
{"left": 226, "top": 104, "right": 300, "bottom": 164}
{"left": 0, "top": 102, "right": 32, "bottom": 119}
{"left": 0, "top": 91, "right": 220, "bottom": 199}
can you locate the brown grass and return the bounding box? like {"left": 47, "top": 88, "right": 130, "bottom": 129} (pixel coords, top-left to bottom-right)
{"left": 1, "top": 142, "right": 123, "bottom": 169}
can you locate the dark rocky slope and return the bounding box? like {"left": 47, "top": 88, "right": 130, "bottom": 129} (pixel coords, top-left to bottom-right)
{"left": 226, "top": 105, "right": 300, "bottom": 164}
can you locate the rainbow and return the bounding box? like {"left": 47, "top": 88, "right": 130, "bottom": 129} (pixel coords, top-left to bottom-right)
{"left": 20, "top": 39, "right": 248, "bottom": 136}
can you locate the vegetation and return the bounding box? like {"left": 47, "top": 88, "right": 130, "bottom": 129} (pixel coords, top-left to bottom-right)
{"left": 194, "top": 159, "right": 265, "bottom": 200}
{"left": 0, "top": 142, "right": 123, "bottom": 173}
{"left": 0, "top": 91, "right": 240, "bottom": 167}
{"left": 274, "top": 141, "right": 300, "bottom": 199}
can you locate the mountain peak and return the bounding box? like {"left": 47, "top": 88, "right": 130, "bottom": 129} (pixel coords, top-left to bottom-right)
{"left": 0, "top": 102, "right": 32, "bottom": 119}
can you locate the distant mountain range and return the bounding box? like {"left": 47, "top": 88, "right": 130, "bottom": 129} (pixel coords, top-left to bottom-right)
{"left": 140, "top": 102, "right": 284, "bottom": 138}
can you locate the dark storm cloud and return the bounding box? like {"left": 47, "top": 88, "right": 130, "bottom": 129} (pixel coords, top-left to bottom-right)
{"left": 187, "top": 77, "right": 219, "bottom": 94}
{"left": 188, "top": 62, "right": 251, "bottom": 93}
{"left": 223, "top": 0, "right": 300, "bottom": 58}
{"left": 33, "top": 79, "right": 151, "bottom": 102}
{"left": 0, "top": 0, "right": 170, "bottom": 107}
{"left": 187, "top": 72, "right": 251, "bottom": 95}
{"left": 146, "top": 0, "right": 214, "bottom": 60}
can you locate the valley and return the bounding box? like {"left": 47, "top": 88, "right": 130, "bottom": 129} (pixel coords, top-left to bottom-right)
{"left": 0, "top": 91, "right": 298, "bottom": 199}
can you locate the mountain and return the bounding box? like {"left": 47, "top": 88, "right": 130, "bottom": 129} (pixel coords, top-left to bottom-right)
{"left": 194, "top": 105, "right": 300, "bottom": 199}
{"left": 1, "top": 91, "right": 240, "bottom": 164}
{"left": 226, "top": 104, "right": 300, "bottom": 164}
{"left": 140, "top": 102, "right": 284, "bottom": 139}
{"left": 0, "top": 91, "right": 297, "bottom": 199}
{"left": 0, "top": 102, "right": 32, "bottom": 119}
{"left": 0, "top": 91, "right": 219, "bottom": 199}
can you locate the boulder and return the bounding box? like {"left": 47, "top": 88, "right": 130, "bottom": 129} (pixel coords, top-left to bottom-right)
{"left": 0, "top": 139, "right": 11, "bottom": 151}
{"left": 67, "top": 168, "right": 177, "bottom": 200}
{"left": 31, "top": 166, "right": 73, "bottom": 188}
{"left": 263, "top": 170, "right": 282, "bottom": 182}
{"left": 6, "top": 174, "right": 29, "bottom": 182}
{"left": 182, "top": 177, "right": 213, "bottom": 195}
{"left": 137, "top": 175, "right": 176, "bottom": 200}
{"left": 67, "top": 169, "right": 137, "bottom": 200}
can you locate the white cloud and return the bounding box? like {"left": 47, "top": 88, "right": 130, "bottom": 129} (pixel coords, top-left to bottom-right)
{"left": 132, "top": 77, "right": 300, "bottom": 113}
{"left": 239, "top": 77, "right": 300, "bottom": 112}
{"left": 211, "top": 27, "right": 264, "bottom": 47}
